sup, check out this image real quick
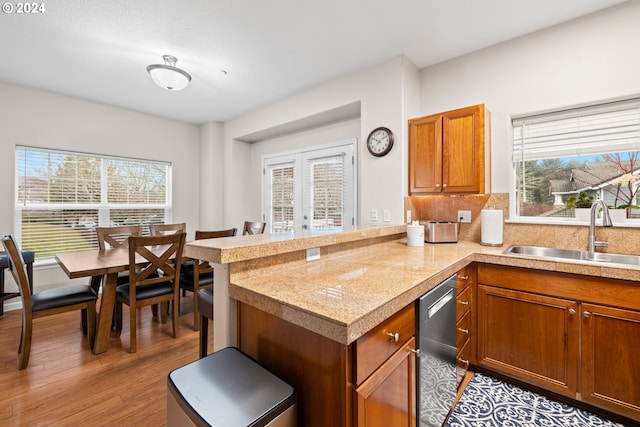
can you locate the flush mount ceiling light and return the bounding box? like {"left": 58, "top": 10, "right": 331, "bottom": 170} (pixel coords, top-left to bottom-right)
{"left": 146, "top": 55, "right": 191, "bottom": 91}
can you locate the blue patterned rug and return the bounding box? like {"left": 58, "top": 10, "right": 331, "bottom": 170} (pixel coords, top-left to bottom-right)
{"left": 445, "top": 373, "right": 627, "bottom": 427}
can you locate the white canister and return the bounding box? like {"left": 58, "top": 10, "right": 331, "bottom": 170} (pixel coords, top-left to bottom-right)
{"left": 406, "top": 224, "right": 425, "bottom": 247}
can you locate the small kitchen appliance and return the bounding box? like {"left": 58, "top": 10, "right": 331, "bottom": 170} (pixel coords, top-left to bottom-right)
{"left": 422, "top": 221, "right": 458, "bottom": 243}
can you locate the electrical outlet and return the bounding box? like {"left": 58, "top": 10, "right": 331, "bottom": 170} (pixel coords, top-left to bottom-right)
{"left": 306, "top": 247, "right": 320, "bottom": 261}
{"left": 383, "top": 210, "right": 391, "bottom": 223}
{"left": 371, "top": 208, "right": 378, "bottom": 223}
{"left": 458, "top": 210, "right": 472, "bottom": 223}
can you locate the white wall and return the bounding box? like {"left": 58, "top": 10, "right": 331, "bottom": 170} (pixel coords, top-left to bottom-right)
{"left": 419, "top": 1, "right": 640, "bottom": 195}
{"left": 0, "top": 83, "right": 200, "bottom": 294}
{"left": 219, "top": 55, "right": 421, "bottom": 227}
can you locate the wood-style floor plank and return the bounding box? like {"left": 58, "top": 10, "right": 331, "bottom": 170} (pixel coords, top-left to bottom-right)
{"left": 0, "top": 295, "right": 210, "bottom": 426}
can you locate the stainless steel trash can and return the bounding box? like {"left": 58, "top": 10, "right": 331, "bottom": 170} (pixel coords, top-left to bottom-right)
{"left": 167, "top": 347, "right": 297, "bottom": 427}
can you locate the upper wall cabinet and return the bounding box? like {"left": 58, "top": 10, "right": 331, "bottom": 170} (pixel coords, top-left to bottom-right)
{"left": 409, "top": 104, "right": 491, "bottom": 195}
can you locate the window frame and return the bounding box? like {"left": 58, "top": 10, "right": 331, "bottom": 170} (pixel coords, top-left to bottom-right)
{"left": 509, "top": 97, "right": 640, "bottom": 226}
{"left": 14, "top": 146, "right": 172, "bottom": 263}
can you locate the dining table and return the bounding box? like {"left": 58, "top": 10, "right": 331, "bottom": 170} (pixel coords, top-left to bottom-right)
{"left": 55, "top": 245, "right": 182, "bottom": 354}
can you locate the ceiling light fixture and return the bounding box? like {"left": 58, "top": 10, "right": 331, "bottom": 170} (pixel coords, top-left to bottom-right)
{"left": 147, "top": 55, "right": 191, "bottom": 91}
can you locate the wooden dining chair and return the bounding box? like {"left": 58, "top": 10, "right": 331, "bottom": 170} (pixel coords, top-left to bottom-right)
{"left": 114, "top": 232, "right": 185, "bottom": 353}
{"left": 242, "top": 221, "right": 266, "bottom": 235}
{"left": 149, "top": 222, "right": 186, "bottom": 236}
{"left": 95, "top": 225, "right": 143, "bottom": 288}
{"left": 1, "top": 235, "right": 98, "bottom": 369}
{"left": 197, "top": 287, "right": 214, "bottom": 358}
{"left": 179, "top": 228, "right": 237, "bottom": 331}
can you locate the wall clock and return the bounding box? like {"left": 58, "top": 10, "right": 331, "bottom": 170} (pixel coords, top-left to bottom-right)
{"left": 366, "top": 127, "right": 394, "bottom": 157}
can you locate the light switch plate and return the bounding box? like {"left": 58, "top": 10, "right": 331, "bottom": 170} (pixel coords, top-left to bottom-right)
{"left": 306, "top": 247, "right": 320, "bottom": 261}
{"left": 383, "top": 210, "right": 391, "bottom": 223}
{"left": 370, "top": 209, "right": 378, "bottom": 223}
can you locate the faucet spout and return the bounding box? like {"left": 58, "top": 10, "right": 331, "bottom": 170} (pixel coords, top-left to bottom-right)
{"left": 588, "top": 199, "right": 613, "bottom": 254}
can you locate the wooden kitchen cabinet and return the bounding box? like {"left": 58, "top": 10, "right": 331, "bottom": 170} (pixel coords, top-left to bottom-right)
{"left": 477, "top": 284, "right": 580, "bottom": 396}
{"left": 353, "top": 304, "right": 416, "bottom": 427}
{"left": 581, "top": 303, "right": 640, "bottom": 420}
{"left": 408, "top": 104, "right": 490, "bottom": 195}
{"left": 354, "top": 337, "right": 416, "bottom": 427}
{"left": 455, "top": 265, "right": 475, "bottom": 387}
{"left": 476, "top": 264, "right": 640, "bottom": 421}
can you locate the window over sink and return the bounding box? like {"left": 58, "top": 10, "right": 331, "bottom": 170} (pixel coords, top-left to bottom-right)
{"left": 512, "top": 97, "right": 640, "bottom": 224}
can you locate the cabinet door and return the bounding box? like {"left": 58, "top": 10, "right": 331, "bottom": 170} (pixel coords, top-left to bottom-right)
{"left": 581, "top": 303, "right": 640, "bottom": 419}
{"left": 354, "top": 337, "right": 416, "bottom": 427}
{"left": 441, "top": 105, "right": 486, "bottom": 194}
{"left": 477, "top": 285, "right": 579, "bottom": 397}
{"left": 408, "top": 113, "right": 443, "bottom": 194}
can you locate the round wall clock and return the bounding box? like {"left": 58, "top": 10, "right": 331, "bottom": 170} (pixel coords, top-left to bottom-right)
{"left": 366, "top": 127, "right": 394, "bottom": 157}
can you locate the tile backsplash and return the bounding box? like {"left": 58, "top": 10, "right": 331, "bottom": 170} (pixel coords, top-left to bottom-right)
{"left": 405, "top": 193, "right": 640, "bottom": 255}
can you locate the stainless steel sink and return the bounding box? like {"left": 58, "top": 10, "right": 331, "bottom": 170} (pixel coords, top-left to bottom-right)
{"left": 503, "top": 245, "right": 640, "bottom": 267}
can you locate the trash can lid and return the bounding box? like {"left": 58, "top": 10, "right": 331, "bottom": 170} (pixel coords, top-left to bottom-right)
{"left": 168, "top": 347, "right": 296, "bottom": 427}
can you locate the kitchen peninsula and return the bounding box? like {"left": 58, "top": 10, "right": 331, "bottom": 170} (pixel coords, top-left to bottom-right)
{"left": 183, "top": 226, "right": 640, "bottom": 426}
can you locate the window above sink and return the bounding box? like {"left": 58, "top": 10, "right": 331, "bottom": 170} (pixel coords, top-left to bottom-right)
{"left": 510, "top": 96, "right": 640, "bottom": 227}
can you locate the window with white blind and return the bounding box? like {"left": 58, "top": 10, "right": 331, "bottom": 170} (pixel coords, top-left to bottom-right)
{"left": 263, "top": 141, "right": 355, "bottom": 233}
{"left": 512, "top": 98, "right": 640, "bottom": 221}
{"left": 15, "top": 147, "right": 171, "bottom": 260}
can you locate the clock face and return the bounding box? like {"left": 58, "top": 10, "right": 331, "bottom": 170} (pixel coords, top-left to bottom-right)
{"left": 367, "top": 127, "right": 394, "bottom": 157}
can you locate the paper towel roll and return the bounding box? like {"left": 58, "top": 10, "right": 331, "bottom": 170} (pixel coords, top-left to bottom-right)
{"left": 481, "top": 209, "right": 503, "bottom": 246}
{"left": 406, "top": 224, "right": 424, "bottom": 247}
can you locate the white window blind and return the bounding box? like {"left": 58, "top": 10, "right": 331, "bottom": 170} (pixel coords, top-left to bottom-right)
{"left": 268, "top": 162, "right": 296, "bottom": 232}
{"left": 513, "top": 98, "right": 640, "bottom": 161}
{"left": 305, "top": 154, "right": 345, "bottom": 230}
{"left": 16, "top": 147, "right": 171, "bottom": 260}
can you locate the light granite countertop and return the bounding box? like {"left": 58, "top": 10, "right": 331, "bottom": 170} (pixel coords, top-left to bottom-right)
{"left": 184, "top": 225, "right": 640, "bottom": 347}
{"left": 228, "top": 238, "right": 640, "bottom": 346}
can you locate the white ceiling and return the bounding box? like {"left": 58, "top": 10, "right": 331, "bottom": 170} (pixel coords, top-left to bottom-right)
{"left": 0, "top": 0, "right": 625, "bottom": 124}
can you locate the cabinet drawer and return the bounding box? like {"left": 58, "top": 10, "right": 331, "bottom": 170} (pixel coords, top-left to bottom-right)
{"left": 456, "top": 339, "right": 471, "bottom": 388}
{"left": 456, "top": 270, "right": 472, "bottom": 295}
{"left": 456, "top": 309, "right": 471, "bottom": 351}
{"left": 354, "top": 303, "right": 415, "bottom": 385}
{"left": 456, "top": 286, "right": 471, "bottom": 322}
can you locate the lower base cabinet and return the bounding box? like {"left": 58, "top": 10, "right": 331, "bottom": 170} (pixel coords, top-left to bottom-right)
{"left": 477, "top": 264, "right": 640, "bottom": 422}
{"left": 354, "top": 337, "right": 416, "bottom": 427}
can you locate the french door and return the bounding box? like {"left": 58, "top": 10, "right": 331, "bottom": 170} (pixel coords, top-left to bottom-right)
{"left": 263, "top": 141, "right": 355, "bottom": 234}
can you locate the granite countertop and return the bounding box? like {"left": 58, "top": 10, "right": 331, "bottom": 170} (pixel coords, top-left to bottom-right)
{"left": 228, "top": 238, "right": 640, "bottom": 346}
{"left": 184, "top": 224, "right": 640, "bottom": 347}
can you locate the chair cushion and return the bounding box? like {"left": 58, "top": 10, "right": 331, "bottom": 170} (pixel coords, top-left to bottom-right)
{"left": 180, "top": 271, "right": 213, "bottom": 291}
{"left": 197, "top": 287, "right": 214, "bottom": 320}
{"left": 116, "top": 283, "right": 174, "bottom": 301}
{"left": 31, "top": 285, "right": 98, "bottom": 312}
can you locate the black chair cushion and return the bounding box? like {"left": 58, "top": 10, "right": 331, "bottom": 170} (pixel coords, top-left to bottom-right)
{"left": 180, "top": 270, "right": 213, "bottom": 291}
{"left": 116, "top": 283, "right": 174, "bottom": 301}
{"left": 197, "top": 287, "right": 214, "bottom": 320}
{"left": 31, "top": 285, "right": 98, "bottom": 312}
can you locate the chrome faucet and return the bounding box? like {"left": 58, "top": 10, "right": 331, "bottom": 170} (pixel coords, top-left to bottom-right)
{"left": 588, "top": 199, "right": 613, "bottom": 254}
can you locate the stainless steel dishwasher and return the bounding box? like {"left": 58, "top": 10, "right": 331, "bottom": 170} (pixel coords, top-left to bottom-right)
{"left": 417, "top": 273, "right": 457, "bottom": 427}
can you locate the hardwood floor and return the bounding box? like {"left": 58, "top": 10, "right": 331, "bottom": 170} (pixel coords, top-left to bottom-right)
{"left": 0, "top": 295, "right": 208, "bottom": 426}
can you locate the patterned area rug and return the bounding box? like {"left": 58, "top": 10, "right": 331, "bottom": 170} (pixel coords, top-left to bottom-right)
{"left": 445, "top": 373, "right": 626, "bottom": 427}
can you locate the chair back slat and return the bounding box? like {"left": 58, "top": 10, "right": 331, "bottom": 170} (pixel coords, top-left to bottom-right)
{"left": 242, "top": 221, "right": 266, "bottom": 235}
{"left": 195, "top": 228, "right": 237, "bottom": 240}
{"left": 149, "top": 223, "right": 186, "bottom": 236}
{"left": 1, "top": 235, "right": 32, "bottom": 315}
{"left": 97, "top": 225, "right": 142, "bottom": 250}
{"left": 128, "top": 233, "right": 185, "bottom": 290}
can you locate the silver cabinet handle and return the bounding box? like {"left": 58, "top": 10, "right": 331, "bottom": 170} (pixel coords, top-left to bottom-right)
{"left": 458, "top": 327, "right": 469, "bottom": 334}
{"left": 459, "top": 275, "right": 469, "bottom": 281}
{"left": 458, "top": 358, "right": 469, "bottom": 367}
{"left": 443, "top": 183, "right": 447, "bottom": 189}
{"left": 385, "top": 331, "right": 399, "bottom": 342}
{"left": 409, "top": 348, "right": 420, "bottom": 358}
{"left": 458, "top": 300, "right": 469, "bottom": 306}
{"left": 435, "top": 184, "right": 441, "bottom": 188}
{"left": 568, "top": 308, "right": 576, "bottom": 315}
{"left": 584, "top": 311, "right": 591, "bottom": 318}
